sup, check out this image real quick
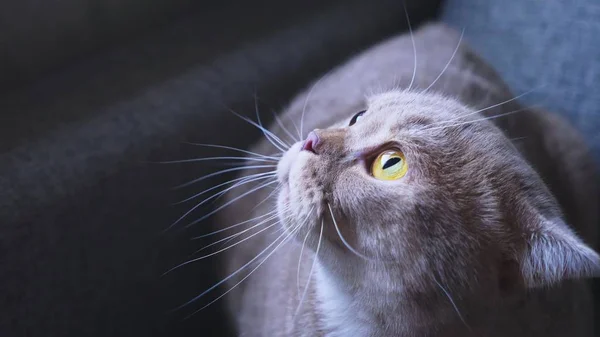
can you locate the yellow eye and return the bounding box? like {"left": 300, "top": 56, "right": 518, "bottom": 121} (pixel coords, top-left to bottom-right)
{"left": 371, "top": 150, "right": 408, "bottom": 181}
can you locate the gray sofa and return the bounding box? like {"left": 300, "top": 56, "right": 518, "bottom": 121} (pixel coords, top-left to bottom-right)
{"left": 0, "top": 1, "right": 441, "bottom": 336}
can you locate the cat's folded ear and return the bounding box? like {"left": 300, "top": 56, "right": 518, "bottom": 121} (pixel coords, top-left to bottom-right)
{"left": 519, "top": 218, "right": 600, "bottom": 288}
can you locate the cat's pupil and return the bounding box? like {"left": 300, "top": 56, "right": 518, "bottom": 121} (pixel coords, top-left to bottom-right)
{"left": 382, "top": 157, "right": 401, "bottom": 170}
{"left": 349, "top": 110, "right": 366, "bottom": 126}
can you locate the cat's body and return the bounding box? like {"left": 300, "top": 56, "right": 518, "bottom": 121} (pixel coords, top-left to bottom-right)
{"left": 217, "top": 23, "right": 599, "bottom": 336}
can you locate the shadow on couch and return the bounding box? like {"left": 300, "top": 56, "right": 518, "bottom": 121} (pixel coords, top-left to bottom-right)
{"left": 0, "top": 1, "right": 441, "bottom": 336}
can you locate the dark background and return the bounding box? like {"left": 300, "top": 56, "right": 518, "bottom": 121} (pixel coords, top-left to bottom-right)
{"left": 0, "top": 1, "right": 441, "bottom": 336}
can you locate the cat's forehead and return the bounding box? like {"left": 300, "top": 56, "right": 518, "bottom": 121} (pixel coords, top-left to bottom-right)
{"left": 341, "top": 91, "right": 466, "bottom": 147}
{"left": 366, "top": 91, "right": 464, "bottom": 119}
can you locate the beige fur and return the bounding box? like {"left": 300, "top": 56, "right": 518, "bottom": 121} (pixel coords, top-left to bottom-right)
{"left": 216, "top": 22, "right": 599, "bottom": 336}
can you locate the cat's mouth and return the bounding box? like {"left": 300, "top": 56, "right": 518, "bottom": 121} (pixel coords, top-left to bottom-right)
{"left": 275, "top": 137, "right": 368, "bottom": 257}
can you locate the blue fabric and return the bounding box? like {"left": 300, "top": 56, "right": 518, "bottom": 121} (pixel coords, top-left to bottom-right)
{"left": 442, "top": 0, "right": 600, "bottom": 161}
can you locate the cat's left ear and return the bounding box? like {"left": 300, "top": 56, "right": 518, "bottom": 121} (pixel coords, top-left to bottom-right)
{"left": 518, "top": 218, "right": 600, "bottom": 288}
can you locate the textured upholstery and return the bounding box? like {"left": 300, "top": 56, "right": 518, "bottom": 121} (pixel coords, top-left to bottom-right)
{"left": 0, "top": 1, "right": 441, "bottom": 336}
{"left": 443, "top": 0, "right": 600, "bottom": 161}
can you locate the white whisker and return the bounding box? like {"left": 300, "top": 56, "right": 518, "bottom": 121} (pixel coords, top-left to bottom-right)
{"left": 230, "top": 109, "right": 289, "bottom": 152}
{"left": 177, "top": 219, "right": 303, "bottom": 317}
{"left": 297, "top": 228, "right": 311, "bottom": 297}
{"left": 194, "top": 213, "right": 280, "bottom": 252}
{"left": 214, "top": 206, "right": 292, "bottom": 250}
{"left": 175, "top": 172, "right": 276, "bottom": 205}
{"left": 510, "top": 136, "right": 528, "bottom": 142}
{"left": 294, "top": 219, "right": 323, "bottom": 319}
{"left": 293, "top": 206, "right": 316, "bottom": 297}
{"left": 273, "top": 110, "right": 299, "bottom": 144}
{"left": 431, "top": 276, "right": 471, "bottom": 332}
{"left": 173, "top": 165, "right": 276, "bottom": 190}
{"left": 251, "top": 184, "right": 281, "bottom": 211}
{"left": 427, "top": 87, "right": 542, "bottom": 127}
{"left": 166, "top": 176, "right": 276, "bottom": 231}
{"left": 156, "top": 156, "right": 276, "bottom": 165}
{"left": 191, "top": 208, "right": 280, "bottom": 239}
{"left": 300, "top": 78, "right": 323, "bottom": 140}
{"left": 255, "top": 98, "right": 292, "bottom": 149}
{"left": 424, "top": 28, "right": 464, "bottom": 92}
{"left": 288, "top": 117, "right": 301, "bottom": 141}
{"left": 164, "top": 217, "right": 282, "bottom": 275}
{"left": 424, "top": 108, "right": 528, "bottom": 132}
{"left": 327, "top": 203, "right": 370, "bottom": 261}
{"left": 184, "top": 180, "right": 279, "bottom": 228}
{"left": 183, "top": 143, "right": 281, "bottom": 160}
{"left": 404, "top": 3, "right": 417, "bottom": 91}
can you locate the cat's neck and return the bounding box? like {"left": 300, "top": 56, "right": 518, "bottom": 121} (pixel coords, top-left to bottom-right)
{"left": 314, "top": 264, "right": 376, "bottom": 337}
{"left": 313, "top": 263, "right": 474, "bottom": 337}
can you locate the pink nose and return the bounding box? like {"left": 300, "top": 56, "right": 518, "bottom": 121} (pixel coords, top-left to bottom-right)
{"left": 301, "top": 131, "right": 320, "bottom": 154}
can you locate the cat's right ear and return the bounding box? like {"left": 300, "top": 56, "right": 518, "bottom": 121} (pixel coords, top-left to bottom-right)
{"left": 518, "top": 218, "right": 600, "bottom": 288}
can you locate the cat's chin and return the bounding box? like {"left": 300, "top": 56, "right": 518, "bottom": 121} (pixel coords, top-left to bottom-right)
{"left": 276, "top": 182, "right": 326, "bottom": 248}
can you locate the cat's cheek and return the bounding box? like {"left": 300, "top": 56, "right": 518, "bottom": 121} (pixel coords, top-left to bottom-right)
{"left": 280, "top": 183, "right": 291, "bottom": 206}
{"left": 276, "top": 142, "right": 302, "bottom": 183}
{"left": 276, "top": 185, "right": 293, "bottom": 229}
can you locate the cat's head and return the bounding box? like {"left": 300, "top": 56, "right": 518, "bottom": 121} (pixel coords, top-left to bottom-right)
{"left": 276, "top": 90, "right": 599, "bottom": 307}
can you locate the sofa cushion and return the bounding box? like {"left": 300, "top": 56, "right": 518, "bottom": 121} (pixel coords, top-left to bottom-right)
{"left": 0, "top": 0, "right": 440, "bottom": 336}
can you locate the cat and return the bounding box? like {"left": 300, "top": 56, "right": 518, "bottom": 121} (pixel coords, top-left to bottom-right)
{"left": 211, "top": 22, "right": 599, "bottom": 336}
